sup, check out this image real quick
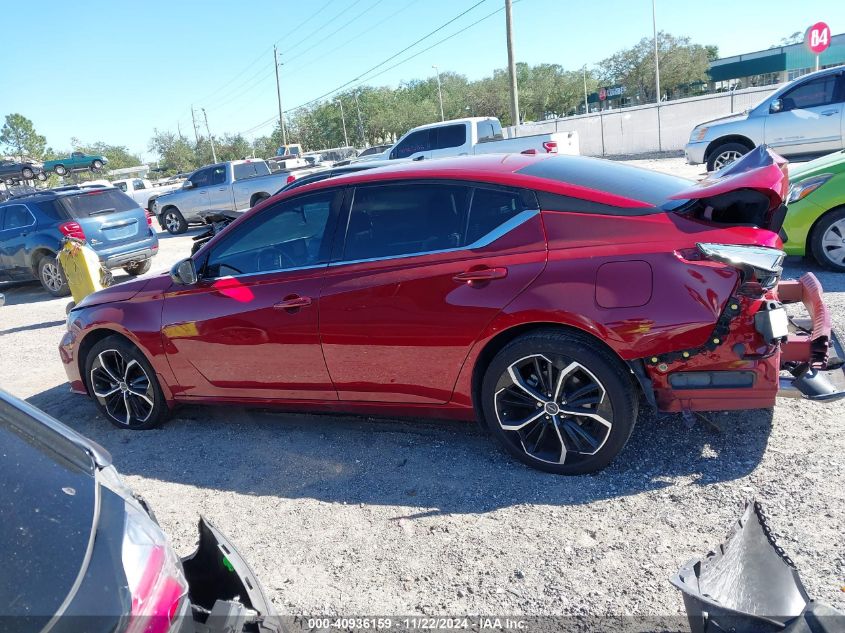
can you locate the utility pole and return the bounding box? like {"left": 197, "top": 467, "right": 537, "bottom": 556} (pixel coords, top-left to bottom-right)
{"left": 504, "top": 0, "right": 520, "bottom": 126}
{"left": 337, "top": 98, "right": 349, "bottom": 147}
{"left": 190, "top": 106, "right": 200, "bottom": 145}
{"left": 432, "top": 65, "right": 444, "bottom": 121}
{"left": 201, "top": 108, "right": 217, "bottom": 163}
{"left": 353, "top": 91, "right": 365, "bottom": 147}
{"left": 652, "top": 0, "right": 663, "bottom": 151}
{"left": 273, "top": 45, "right": 287, "bottom": 147}
{"left": 582, "top": 65, "right": 589, "bottom": 114}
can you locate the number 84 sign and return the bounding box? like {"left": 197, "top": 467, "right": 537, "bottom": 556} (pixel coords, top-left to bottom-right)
{"left": 806, "top": 22, "right": 831, "bottom": 54}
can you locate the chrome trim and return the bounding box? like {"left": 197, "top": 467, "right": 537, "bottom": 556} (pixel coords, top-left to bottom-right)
{"left": 202, "top": 262, "right": 328, "bottom": 282}
{"left": 329, "top": 209, "right": 539, "bottom": 268}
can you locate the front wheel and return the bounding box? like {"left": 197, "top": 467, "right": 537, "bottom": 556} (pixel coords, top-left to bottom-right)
{"left": 54, "top": 165, "right": 68, "bottom": 176}
{"left": 706, "top": 142, "right": 750, "bottom": 172}
{"left": 38, "top": 256, "right": 70, "bottom": 297}
{"left": 36, "top": 171, "right": 47, "bottom": 181}
{"left": 21, "top": 168, "right": 34, "bottom": 179}
{"left": 85, "top": 336, "right": 168, "bottom": 429}
{"left": 810, "top": 207, "right": 845, "bottom": 272}
{"left": 92, "top": 159, "right": 103, "bottom": 171}
{"left": 481, "top": 329, "right": 638, "bottom": 474}
{"left": 123, "top": 260, "right": 152, "bottom": 276}
{"left": 162, "top": 207, "right": 188, "bottom": 234}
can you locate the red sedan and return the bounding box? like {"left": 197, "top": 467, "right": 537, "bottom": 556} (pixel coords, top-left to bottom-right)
{"left": 60, "top": 149, "right": 844, "bottom": 474}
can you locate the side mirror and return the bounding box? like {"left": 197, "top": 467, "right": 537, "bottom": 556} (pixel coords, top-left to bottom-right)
{"left": 170, "top": 258, "right": 197, "bottom": 285}
{"left": 769, "top": 99, "right": 783, "bottom": 114}
{"left": 182, "top": 180, "right": 194, "bottom": 189}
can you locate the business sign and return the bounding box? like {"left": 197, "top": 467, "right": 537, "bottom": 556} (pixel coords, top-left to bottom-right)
{"left": 806, "top": 22, "right": 831, "bottom": 54}
{"left": 598, "top": 85, "right": 627, "bottom": 101}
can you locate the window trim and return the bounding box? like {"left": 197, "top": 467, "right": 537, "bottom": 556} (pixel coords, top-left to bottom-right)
{"left": 780, "top": 73, "right": 840, "bottom": 111}
{"left": 0, "top": 203, "right": 36, "bottom": 232}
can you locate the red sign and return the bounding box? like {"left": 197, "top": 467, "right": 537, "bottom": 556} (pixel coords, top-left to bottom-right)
{"left": 598, "top": 87, "right": 607, "bottom": 101}
{"left": 806, "top": 22, "right": 831, "bottom": 54}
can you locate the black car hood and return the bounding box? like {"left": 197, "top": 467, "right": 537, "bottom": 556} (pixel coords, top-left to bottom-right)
{"left": 0, "top": 406, "right": 97, "bottom": 623}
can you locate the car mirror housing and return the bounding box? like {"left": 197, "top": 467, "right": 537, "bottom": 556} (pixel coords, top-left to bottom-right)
{"left": 170, "top": 258, "right": 198, "bottom": 286}
{"left": 769, "top": 99, "right": 783, "bottom": 114}
{"left": 182, "top": 180, "right": 194, "bottom": 189}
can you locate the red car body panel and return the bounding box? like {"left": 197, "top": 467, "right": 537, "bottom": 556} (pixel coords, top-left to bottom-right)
{"left": 59, "top": 151, "right": 834, "bottom": 423}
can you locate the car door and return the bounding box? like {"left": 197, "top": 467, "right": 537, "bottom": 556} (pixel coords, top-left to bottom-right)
{"left": 764, "top": 72, "right": 844, "bottom": 155}
{"left": 184, "top": 167, "right": 213, "bottom": 217}
{"left": 428, "top": 124, "right": 470, "bottom": 159}
{"left": 318, "top": 181, "right": 548, "bottom": 404}
{"left": 205, "top": 165, "right": 232, "bottom": 211}
{"left": 0, "top": 204, "right": 37, "bottom": 279}
{"left": 160, "top": 188, "right": 342, "bottom": 400}
{"left": 388, "top": 129, "right": 432, "bottom": 161}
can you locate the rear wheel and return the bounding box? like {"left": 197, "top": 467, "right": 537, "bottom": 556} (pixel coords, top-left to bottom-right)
{"left": 36, "top": 171, "right": 47, "bottom": 181}
{"left": 706, "top": 142, "right": 750, "bottom": 172}
{"left": 810, "top": 207, "right": 845, "bottom": 272}
{"left": 54, "top": 165, "right": 68, "bottom": 176}
{"left": 21, "top": 167, "right": 34, "bottom": 179}
{"left": 37, "top": 256, "right": 70, "bottom": 297}
{"left": 251, "top": 193, "right": 270, "bottom": 207}
{"left": 481, "top": 329, "right": 637, "bottom": 474}
{"left": 85, "top": 336, "right": 168, "bottom": 430}
{"left": 162, "top": 207, "right": 188, "bottom": 234}
{"left": 123, "top": 260, "right": 152, "bottom": 276}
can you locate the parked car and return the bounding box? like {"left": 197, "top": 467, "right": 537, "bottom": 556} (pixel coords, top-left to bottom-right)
{"left": 0, "top": 186, "right": 158, "bottom": 296}
{"left": 781, "top": 149, "right": 845, "bottom": 271}
{"left": 0, "top": 388, "right": 279, "bottom": 633}
{"left": 685, "top": 66, "right": 844, "bottom": 171}
{"left": 359, "top": 116, "right": 579, "bottom": 163}
{"left": 275, "top": 143, "right": 303, "bottom": 157}
{"left": 44, "top": 152, "right": 109, "bottom": 176}
{"left": 151, "top": 160, "right": 290, "bottom": 235}
{"left": 276, "top": 158, "right": 406, "bottom": 193}
{"left": 111, "top": 177, "right": 182, "bottom": 211}
{"left": 0, "top": 158, "right": 46, "bottom": 183}
{"left": 60, "top": 149, "right": 844, "bottom": 475}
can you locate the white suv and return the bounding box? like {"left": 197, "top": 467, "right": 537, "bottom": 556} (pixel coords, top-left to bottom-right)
{"left": 685, "top": 67, "right": 844, "bottom": 171}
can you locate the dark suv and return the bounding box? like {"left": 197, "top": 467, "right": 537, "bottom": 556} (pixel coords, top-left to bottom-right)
{"left": 0, "top": 187, "right": 159, "bottom": 296}
{"left": 0, "top": 158, "right": 45, "bottom": 184}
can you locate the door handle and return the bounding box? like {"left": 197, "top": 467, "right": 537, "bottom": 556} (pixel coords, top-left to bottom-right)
{"left": 453, "top": 267, "right": 508, "bottom": 284}
{"left": 821, "top": 109, "right": 839, "bottom": 116}
{"left": 273, "top": 295, "right": 312, "bottom": 311}
{"left": 217, "top": 187, "right": 226, "bottom": 191}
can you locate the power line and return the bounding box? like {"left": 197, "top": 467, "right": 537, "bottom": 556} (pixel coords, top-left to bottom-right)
{"left": 278, "top": 0, "right": 367, "bottom": 57}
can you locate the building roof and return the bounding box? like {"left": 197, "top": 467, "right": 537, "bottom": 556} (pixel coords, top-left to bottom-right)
{"left": 709, "top": 33, "right": 845, "bottom": 81}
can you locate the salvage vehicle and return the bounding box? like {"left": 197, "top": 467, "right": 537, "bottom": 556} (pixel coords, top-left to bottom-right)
{"left": 44, "top": 151, "right": 109, "bottom": 176}
{"left": 781, "top": 149, "right": 845, "bottom": 271}
{"left": 151, "top": 160, "right": 290, "bottom": 235}
{"left": 0, "top": 157, "right": 46, "bottom": 183}
{"left": 370, "top": 116, "right": 579, "bottom": 162}
{"left": 112, "top": 177, "right": 183, "bottom": 211}
{"left": 0, "top": 186, "right": 158, "bottom": 296}
{"left": 685, "top": 66, "right": 844, "bottom": 171}
{"left": 0, "top": 388, "right": 280, "bottom": 633}
{"left": 60, "top": 149, "right": 845, "bottom": 474}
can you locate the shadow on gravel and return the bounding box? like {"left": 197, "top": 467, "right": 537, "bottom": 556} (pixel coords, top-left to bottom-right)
{"left": 0, "top": 281, "right": 58, "bottom": 305}
{"left": 29, "top": 384, "right": 773, "bottom": 515}
{"left": 0, "top": 320, "right": 65, "bottom": 335}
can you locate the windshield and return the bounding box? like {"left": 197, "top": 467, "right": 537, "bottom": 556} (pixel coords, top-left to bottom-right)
{"left": 57, "top": 189, "right": 138, "bottom": 218}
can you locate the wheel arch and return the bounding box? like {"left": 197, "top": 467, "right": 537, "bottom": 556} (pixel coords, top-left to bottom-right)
{"left": 250, "top": 192, "right": 270, "bottom": 207}
{"left": 806, "top": 203, "right": 845, "bottom": 255}
{"left": 704, "top": 135, "right": 755, "bottom": 161}
{"left": 29, "top": 246, "right": 58, "bottom": 275}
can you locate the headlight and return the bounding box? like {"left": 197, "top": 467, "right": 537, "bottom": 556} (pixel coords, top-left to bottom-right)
{"left": 690, "top": 126, "right": 708, "bottom": 142}
{"left": 786, "top": 173, "right": 833, "bottom": 204}
{"left": 697, "top": 243, "right": 785, "bottom": 289}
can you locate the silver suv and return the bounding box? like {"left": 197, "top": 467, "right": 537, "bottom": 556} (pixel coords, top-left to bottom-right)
{"left": 685, "top": 67, "right": 844, "bottom": 171}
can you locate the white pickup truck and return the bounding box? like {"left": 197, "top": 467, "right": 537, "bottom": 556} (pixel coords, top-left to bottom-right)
{"left": 151, "top": 160, "right": 289, "bottom": 234}
{"left": 355, "top": 117, "right": 579, "bottom": 163}
{"left": 111, "top": 178, "right": 182, "bottom": 211}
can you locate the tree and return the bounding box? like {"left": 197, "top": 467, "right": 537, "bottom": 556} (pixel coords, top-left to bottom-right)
{"left": 0, "top": 113, "right": 47, "bottom": 160}
{"left": 772, "top": 32, "right": 803, "bottom": 48}
{"left": 148, "top": 130, "right": 199, "bottom": 174}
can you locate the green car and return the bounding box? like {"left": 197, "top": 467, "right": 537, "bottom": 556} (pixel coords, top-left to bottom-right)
{"left": 783, "top": 149, "right": 845, "bottom": 271}
{"left": 43, "top": 151, "right": 108, "bottom": 176}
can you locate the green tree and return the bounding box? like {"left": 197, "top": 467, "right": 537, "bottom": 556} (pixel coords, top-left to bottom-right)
{"left": 1, "top": 113, "right": 47, "bottom": 159}
{"left": 148, "top": 129, "right": 199, "bottom": 174}
{"left": 68, "top": 138, "right": 143, "bottom": 170}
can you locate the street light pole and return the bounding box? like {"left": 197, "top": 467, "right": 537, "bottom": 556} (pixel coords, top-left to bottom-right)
{"left": 504, "top": 0, "right": 520, "bottom": 126}
{"left": 337, "top": 98, "right": 349, "bottom": 147}
{"left": 353, "top": 91, "right": 365, "bottom": 146}
{"left": 651, "top": 0, "right": 661, "bottom": 103}
{"left": 201, "top": 108, "right": 217, "bottom": 163}
{"left": 582, "top": 65, "right": 589, "bottom": 114}
{"left": 274, "top": 45, "right": 287, "bottom": 147}
{"left": 432, "top": 65, "right": 445, "bottom": 121}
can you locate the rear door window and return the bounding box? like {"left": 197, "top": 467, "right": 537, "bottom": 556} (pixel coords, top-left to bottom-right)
{"left": 57, "top": 190, "right": 138, "bottom": 218}
{"left": 1, "top": 205, "right": 34, "bottom": 230}
{"left": 210, "top": 166, "right": 226, "bottom": 186}
{"left": 465, "top": 188, "right": 528, "bottom": 244}
{"left": 432, "top": 124, "right": 467, "bottom": 150}
{"left": 233, "top": 162, "right": 271, "bottom": 180}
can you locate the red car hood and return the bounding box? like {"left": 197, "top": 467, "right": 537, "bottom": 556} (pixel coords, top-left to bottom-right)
{"left": 74, "top": 272, "right": 172, "bottom": 310}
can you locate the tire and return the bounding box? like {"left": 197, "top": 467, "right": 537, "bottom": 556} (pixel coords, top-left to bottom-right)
{"left": 809, "top": 207, "right": 845, "bottom": 272}
{"left": 37, "top": 255, "right": 70, "bottom": 297}
{"left": 21, "top": 168, "right": 34, "bottom": 180}
{"left": 480, "top": 329, "right": 638, "bottom": 474}
{"left": 162, "top": 207, "right": 188, "bottom": 234}
{"left": 706, "top": 142, "right": 750, "bottom": 172}
{"left": 54, "top": 165, "right": 68, "bottom": 176}
{"left": 84, "top": 335, "right": 168, "bottom": 430}
{"left": 251, "top": 193, "right": 270, "bottom": 207}
{"left": 92, "top": 160, "right": 103, "bottom": 171}
{"left": 123, "top": 260, "right": 152, "bottom": 276}
{"left": 36, "top": 171, "right": 47, "bottom": 181}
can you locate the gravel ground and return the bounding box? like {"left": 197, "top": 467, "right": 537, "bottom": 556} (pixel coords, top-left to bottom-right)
{"left": 1, "top": 157, "right": 843, "bottom": 623}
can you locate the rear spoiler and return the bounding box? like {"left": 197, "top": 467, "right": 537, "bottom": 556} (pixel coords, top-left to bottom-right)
{"left": 669, "top": 146, "right": 789, "bottom": 231}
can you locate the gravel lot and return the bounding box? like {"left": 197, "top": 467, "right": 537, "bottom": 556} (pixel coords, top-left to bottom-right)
{"left": 2, "top": 157, "right": 843, "bottom": 623}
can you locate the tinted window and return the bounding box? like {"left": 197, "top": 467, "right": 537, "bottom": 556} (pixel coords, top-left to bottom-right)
{"left": 2, "top": 205, "right": 34, "bottom": 230}
{"left": 343, "top": 183, "right": 470, "bottom": 261}
{"left": 466, "top": 188, "right": 526, "bottom": 244}
{"left": 190, "top": 168, "right": 212, "bottom": 188}
{"left": 205, "top": 190, "right": 336, "bottom": 277}
{"left": 57, "top": 190, "right": 138, "bottom": 218}
{"left": 112, "top": 181, "right": 127, "bottom": 192}
{"left": 133, "top": 179, "right": 146, "bottom": 190}
{"left": 477, "top": 121, "right": 499, "bottom": 142}
{"left": 781, "top": 75, "right": 839, "bottom": 110}
{"left": 392, "top": 130, "right": 431, "bottom": 159}
{"left": 517, "top": 156, "right": 690, "bottom": 207}
{"left": 233, "top": 161, "right": 271, "bottom": 180}
{"left": 210, "top": 166, "right": 226, "bottom": 185}
{"left": 433, "top": 124, "right": 466, "bottom": 150}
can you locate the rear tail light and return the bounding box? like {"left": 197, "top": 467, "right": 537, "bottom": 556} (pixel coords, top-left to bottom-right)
{"left": 542, "top": 141, "right": 558, "bottom": 154}
{"left": 286, "top": 174, "right": 296, "bottom": 185}
{"left": 122, "top": 502, "right": 188, "bottom": 633}
{"left": 145, "top": 210, "right": 153, "bottom": 227}
{"left": 697, "top": 243, "right": 785, "bottom": 290}
{"left": 58, "top": 221, "right": 86, "bottom": 240}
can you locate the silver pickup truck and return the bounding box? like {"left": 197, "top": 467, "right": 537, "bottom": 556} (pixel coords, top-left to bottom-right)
{"left": 151, "top": 159, "right": 288, "bottom": 234}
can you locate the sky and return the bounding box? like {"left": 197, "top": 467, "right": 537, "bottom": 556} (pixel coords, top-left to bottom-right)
{"left": 1, "top": 0, "right": 840, "bottom": 161}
